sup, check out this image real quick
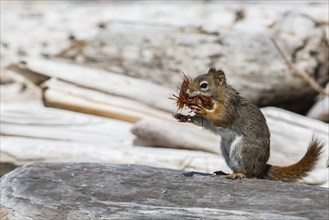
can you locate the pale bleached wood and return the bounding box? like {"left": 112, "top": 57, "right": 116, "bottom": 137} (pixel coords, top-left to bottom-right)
{"left": 0, "top": 103, "right": 227, "bottom": 173}
{"left": 0, "top": 103, "right": 134, "bottom": 144}
{"left": 43, "top": 80, "right": 218, "bottom": 153}
{"left": 10, "top": 58, "right": 175, "bottom": 113}
{"left": 1, "top": 103, "right": 328, "bottom": 186}
{"left": 262, "top": 107, "right": 328, "bottom": 186}
{"left": 307, "top": 96, "right": 329, "bottom": 122}
{"left": 42, "top": 78, "right": 172, "bottom": 123}
{"left": 78, "top": 5, "right": 328, "bottom": 113}
{"left": 44, "top": 89, "right": 148, "bottom": 123}
{"left": 2, "top": 2, "right": 328, "bottom": 114}
{"left": 131, "top": 119, "right": 219, "bottom": 154}
{"left": 0, "top": 68, "right": 42, "bottom": 103}
{"left": 271, "top": 38, "right": 329, "bottom": 97}
{"left": 0, "top": 136, "right": 227, "bottom": 174}
{"left": 131, "top": 107, "right": 329, "bottom": 186}
{"left": 307, "top": 83, "right": 329, "bottom": 122}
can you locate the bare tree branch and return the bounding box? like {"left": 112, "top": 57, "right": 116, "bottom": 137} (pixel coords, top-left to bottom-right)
{"left": 271, "top": 38, "right": 329, "bottom": 96}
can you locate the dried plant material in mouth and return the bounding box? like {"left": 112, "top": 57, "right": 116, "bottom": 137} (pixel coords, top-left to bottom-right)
{"left": 170, "top": 73, "right": 213, "bottom": 111}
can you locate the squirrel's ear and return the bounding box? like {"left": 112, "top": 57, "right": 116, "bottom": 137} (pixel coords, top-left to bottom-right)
{"left": 207, "top": 68, "right": 217, "bottom": 75}
{"left": 208, "top": 68, "right": 225, "bottom": 84}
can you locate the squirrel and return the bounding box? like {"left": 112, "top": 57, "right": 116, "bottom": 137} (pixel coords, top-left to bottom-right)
{"left": 173, "top": 68, "right": 323, "bottom": 182}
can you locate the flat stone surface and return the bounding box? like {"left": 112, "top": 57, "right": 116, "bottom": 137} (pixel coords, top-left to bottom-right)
{"left": 1, "top": 163, "right": 328, "bottom": 220}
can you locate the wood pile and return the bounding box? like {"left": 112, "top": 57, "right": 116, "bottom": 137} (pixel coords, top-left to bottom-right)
{"left": 1, "top": 1, "right": 328, "bottom": 188}
{"left": 1, "top": 59, "right": 328, "bottom": 186}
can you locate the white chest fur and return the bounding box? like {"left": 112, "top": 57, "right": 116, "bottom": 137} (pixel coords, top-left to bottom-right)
{"left": 218, "top": 128, "right": 241, "bottom": 153}
{"left": 211, "top": 127, "right": 243, "bottom": 172}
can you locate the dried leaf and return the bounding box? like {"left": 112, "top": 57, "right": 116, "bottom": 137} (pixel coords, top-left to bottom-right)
{"left": 171, "top": 73, "right": 213, "bottom": 111}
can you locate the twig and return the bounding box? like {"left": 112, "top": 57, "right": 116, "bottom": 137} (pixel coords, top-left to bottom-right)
{"left": 55, "top": 40, "right": 87, "bottom": 58}
{"left": 271, "top": 38, "right": 329, "bottom": 96}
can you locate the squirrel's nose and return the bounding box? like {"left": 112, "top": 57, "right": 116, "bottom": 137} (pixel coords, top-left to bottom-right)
{"left": 186, "top": 89, "right": 198, "bottom": 98}
{"left": 185, "top": 89, "right": 191, "bottom": 98}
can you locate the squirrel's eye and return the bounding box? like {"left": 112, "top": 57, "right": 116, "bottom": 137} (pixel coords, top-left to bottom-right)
{"left": 200, "top": 82, "right": 208, "bottom": 89}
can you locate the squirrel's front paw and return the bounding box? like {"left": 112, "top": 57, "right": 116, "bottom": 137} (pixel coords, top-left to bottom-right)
{"left": 191, "top": 106, "right": 208, "bottom": 116}
{"left": 173, "top": 113, "right": 191, "bottom": 122}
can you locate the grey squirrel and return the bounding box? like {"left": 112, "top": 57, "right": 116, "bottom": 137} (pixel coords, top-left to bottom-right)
{"left": 173, "top": 68, "right": 323, "bottom": 182}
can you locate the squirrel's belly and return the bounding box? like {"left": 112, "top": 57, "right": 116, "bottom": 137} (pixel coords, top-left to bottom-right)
{"left": 221, "top": 136, "right": 244, "bottom": 173}
{"left": 218, "top": 128, "right": 242, "bottom": 170}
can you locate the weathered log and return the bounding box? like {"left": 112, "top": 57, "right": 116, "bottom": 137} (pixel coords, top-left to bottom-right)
{"left": 131, "top": 107, "right": 329, "bottom": 166}
{"left": 131, "top": 118, "right": 219, "bottom": 154}
{"left": 2, "top": 3, "right": 328, "bottom": 113}
{"left": 0, "top": 69, "right": 42, "bottom": 103}
{"left": 0, "top": 103, "right": 134, "bottom": 144}
{"left": 9, "top": 58, "right": 175, "bottom": 113}
{"left": 2, "top": 102, "right": 327, "bottom": 185}
{"left": 132, "top": 107, "right": 329, "bottom": 186}
{"left": 0, "top": 136, "right": 227, "bottom": 175}
{"left": 307, "top": 96, "right": 329, "bottom": 122}
{"left": 262, "top": 108, "right": 328, "bottom": 186}
{"left": 41, "top": 78, "right": 171, "bottom": 123}
{"left": 307, "top": 83, "right": 329, "bottom": 122}
{"left": 0, "top": 103, "right": 227, "bottom": 174}
{"left": 1, "top": 163, "right": 328, "bottom": 219}
{"left": 68, "top": 4, "right": 328, "bottom": 113}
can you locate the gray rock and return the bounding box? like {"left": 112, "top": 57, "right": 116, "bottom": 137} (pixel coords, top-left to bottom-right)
{"left": 1, "top": 163, "right": 328, "bottom": 220}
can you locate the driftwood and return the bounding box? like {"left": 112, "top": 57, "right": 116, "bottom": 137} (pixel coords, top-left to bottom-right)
{"left": 0, "top": 136, "right": 226, "bottom": 175}
{"left": 307, "top": 96, "right": 329, "bottom": 122}
{"left": 1, "top": 163, "right": 329, "bottom": 219}
{"left": 0, "top": 69, "right": 42, "bottom": 103}
{"left": 42, "top": 78, "right": 171, "bottom": 123}
{"left": 0, "top": 103, "right": 227, "bottom": 175}
{"left": 307, "top": 83, "right": 329, "bottom": 122}
{"left": 271, "top": 38, "right": 329, "bottom": 97}
{"left": 2, "top": 102, "right": 327, "bottom": 185}
{"left": 131, "top": 108, "right": 329, "bottom": 163}
{"left": 69, "top": 5, "right": 328, "bottom": 113}
{"left": 262, "top": 108, "right": 328, "bottom": 186}
{"left": 8, "top": 58, "right": 178, "bottom": 122}
{"left": 131, "top": 119, "right": 219, "bottom": 154}
{"left": 132, "top": 107, "right": 329, "bottom": 186}
{"left": 9, "top": 58, "right": 175, "bottom": 113}
{"left": 2, "top": 3, "right": 328, "bottom": 114}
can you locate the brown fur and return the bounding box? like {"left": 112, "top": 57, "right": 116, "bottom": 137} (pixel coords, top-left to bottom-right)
{"left": 266, "top": 138, "right": 323, "bottom": 182}
{"left": 173, "top": 68, "right": 324, "bottom": 182}
{"left": 226, "top": 173, "right": 247, "bottom": 180}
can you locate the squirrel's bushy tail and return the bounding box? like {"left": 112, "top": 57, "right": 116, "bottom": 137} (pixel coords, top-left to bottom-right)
{"left": 266, "top": 137, "right": 323, "bottom": 182}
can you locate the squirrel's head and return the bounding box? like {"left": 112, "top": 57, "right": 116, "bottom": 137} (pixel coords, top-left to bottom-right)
{"left": 186, "top": 68, "right": 226, "bottom": 99}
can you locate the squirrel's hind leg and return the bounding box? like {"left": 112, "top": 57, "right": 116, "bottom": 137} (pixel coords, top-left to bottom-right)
{"left": 213, "top": 171, "right": 247, "bottom": 180}
{"left": 226, "top": 173, "right": 247, "bottom": 180}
